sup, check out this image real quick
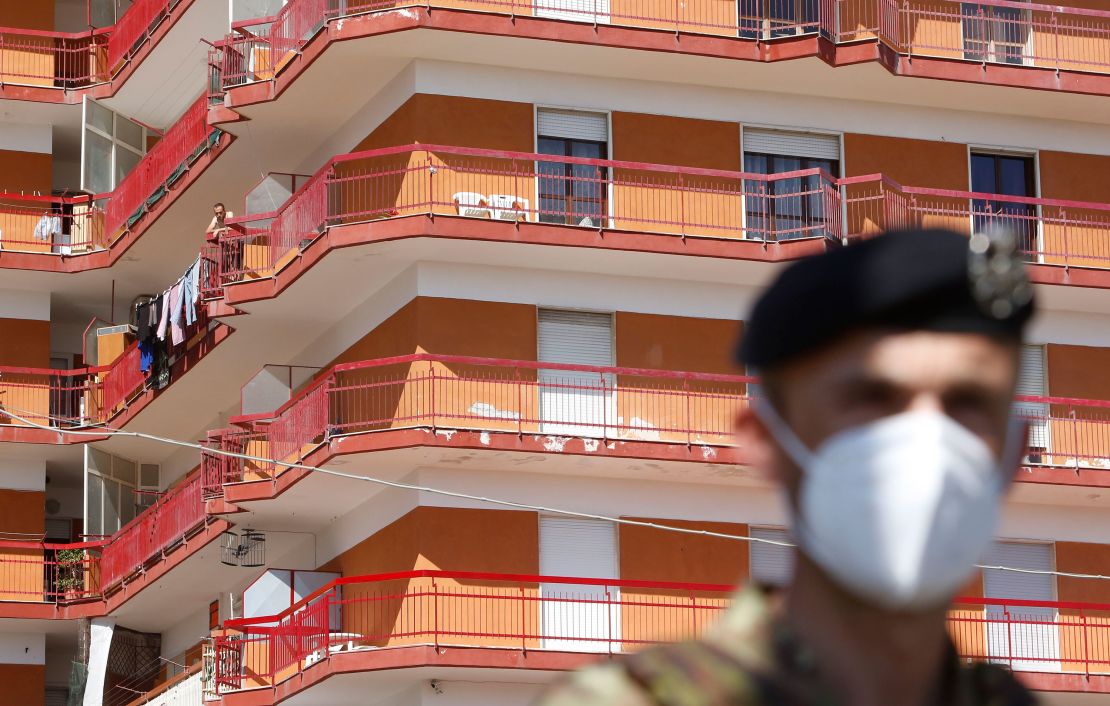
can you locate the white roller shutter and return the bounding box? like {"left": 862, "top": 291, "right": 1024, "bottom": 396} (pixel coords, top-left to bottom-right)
{"left": 742, "top": 128, "right": 840, "bottom": 161}
{"left": 538, "top": 310, "right": 615, "bottom": 436}
{"left": 1014, "top": 344, "right": 1049, "bottom": 451}
{"left": 983, "top": 541, "right": 1059, "bottom": 672}
{"left": 538, "top": 309, "right": 613, "bottom": 366}
{"left": 537, "top": 109, "right": 608, "bottom": 143}
{"left": 749, "top": 526, "right": 794, "bottom": 587}
{"left": 540, "top": 516, "right": 618, "bottom": 579}
{"left": 983, "top": 541, "right": 1054, "bottom": 600}
{"left": 540, "top": 517, "right": 619, "bottom": 651}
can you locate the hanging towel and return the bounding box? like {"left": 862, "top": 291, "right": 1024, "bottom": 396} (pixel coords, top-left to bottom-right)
{"left": 183, "top": 258, "right": 201, "bottom": 326}
{"left": 169, "top": 282, "right": 185, "bottom": 346}
{"left": 156, "top": 289, "right": 171, "bottom": 340}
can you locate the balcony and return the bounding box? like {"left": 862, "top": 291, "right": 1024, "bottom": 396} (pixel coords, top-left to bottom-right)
{"left": 207, "top": 0, "right": 1110, "bottom": 107}
{"left": 199, "top": 145, "right": 1110, "bottom": 307}
{"left": 198, "top": 354, "right": 1110, "bottom": 504}
{"left": 0, "top": 304, "right": 224, "bottom": 445}
{"left": 0, "top": 0, "right": 214, "bottom": 105}
{"left": 0, "top": 95, "right": 228, "bottom": 273}
{"left": 208, "top": 570, "right": 1110, "bottom": 699}
{"left": 0, "top": 466, "right": 224, "bottom": 619}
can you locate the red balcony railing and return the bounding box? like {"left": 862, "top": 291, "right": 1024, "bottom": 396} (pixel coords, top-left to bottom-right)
{"left": 199, "top": 354, "right": 1110, "bottom": 497}
{"left": 210, "top": 570, "right": 1110, "bottom": 692}
{"left": 99, "top": 467, "right": 208, "bottom": 591}
{"left": 203, "top": 145, "right": 1110, "bottom": 291}
{"left": 105, "top": 94, "right": 219, "bottom": 238}
{"left": 0, "top": 28, "right": 110, "bottom": 88}
{"left": 207, "top": 144, "right": 841, "bottom": 285}
{"left": 199, "top": 353, "right": 750, "bottom": 493}
{"left": 0, "top": 540, "right": 103, "bottom": 603}
{"left": 882, "top": 0, "right": 1110, "bottom": 74}
{"left": 107, "top": 0, "right": 178, "bottom": 74}
{"left": 0, "top": 365, "right": 101, "bottom": 428}
{"left": 0, "top": 193, "right": 107, "bottom": 254}
{"left": 0, "top": 465, "right": 208, "bottom": 604}
{"left": 207, "top": 0, "right": 1109, "bottom": 97}
{"left": 843, "top": 175, "right": 1110, "bottom": 269}
{"left": 0, "top": 0, "right": 191, "bottom": 91}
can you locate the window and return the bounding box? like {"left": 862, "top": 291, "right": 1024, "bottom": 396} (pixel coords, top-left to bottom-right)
{"left": 749, "top": 526, "right": 794, "bottom": 587}
{"left": 742, "top": 129, "right": 839, "bottom": 242}
{"left": 738, "top": 0, "right": 819, "bottom": 38}
{"left": 961, "top": 2, "right": 1030, "bottom": 65}
{"left": 539, "top": 516, "right": 619, "bottom": 651}
{"left": 209, "top": 600, "right": 220, "bottom": 630}
{"left": 536, "top": 109, "right": 608, "bottom": 227}
{"left": 969, "top": 151, "right": 1037, "bottom": 259}
{"left": 81, "top": 97, "right": 147, "bottom": 194}
{"left": 537, "top": 309, "right": 615, "bottom": 436}
{"left": 1014, "top": 344, "right": 1048, "bottom": 461}
{"left": 84, "top": 448, "right": 158, "bottom": 537}
{"left": 983, "top": 541, "right": 1060, "bottom": 672}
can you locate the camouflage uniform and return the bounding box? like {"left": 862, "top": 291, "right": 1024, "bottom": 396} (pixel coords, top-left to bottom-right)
{"left": 537, "top": 586, "right": 1037, "bottom": 706}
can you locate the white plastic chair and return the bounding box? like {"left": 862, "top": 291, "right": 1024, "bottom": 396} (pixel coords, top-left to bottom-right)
{"left": 489, "top": 194, "right": 529, "bottom": 221}
{"left": 453, "top": 192, "right": 492, "bottom": 218}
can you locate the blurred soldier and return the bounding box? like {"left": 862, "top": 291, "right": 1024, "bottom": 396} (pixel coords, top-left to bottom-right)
{"left": 536, "top": 228, "right": 1037, "bottom": 706}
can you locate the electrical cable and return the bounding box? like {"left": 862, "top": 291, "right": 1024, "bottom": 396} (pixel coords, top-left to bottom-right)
{"left": 6, "top": 402, "right": 1110, "bottom": 582}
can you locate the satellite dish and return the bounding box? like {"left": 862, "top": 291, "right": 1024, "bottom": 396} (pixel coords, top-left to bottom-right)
{"left": 45, "top": 498, "right": 61, "bottom": 516}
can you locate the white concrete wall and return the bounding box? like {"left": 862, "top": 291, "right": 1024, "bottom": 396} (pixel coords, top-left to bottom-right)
{"left": 0, "top": 289, "right": 50, "bottom": 321}
{"left": 0, "top": 458, "right": 47, "bottom": 492}
{"left": 0, "top": 632, "right": 46, "bottom": 664}
{"left": 161, "top": 605, "right": 209, "bottom": 662}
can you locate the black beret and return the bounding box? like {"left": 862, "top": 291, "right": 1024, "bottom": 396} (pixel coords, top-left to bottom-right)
{"left": 738, "top": 228, "right": 1035, "bottom": 370}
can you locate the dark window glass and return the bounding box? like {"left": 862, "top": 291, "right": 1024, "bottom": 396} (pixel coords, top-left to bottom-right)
{"left": 744, "top": 152, "right": 838, "bottom": 241}
{"left": 961, "top": 3, "right": 1028, "bottom": 65}
{"left": 970, "top": 152, "right": 1036, "bottom": 257}
{"left": 537, "top": 136, "right": 608, "bottom": 227}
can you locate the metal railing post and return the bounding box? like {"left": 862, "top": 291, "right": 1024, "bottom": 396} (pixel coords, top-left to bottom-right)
{"left": 433, "top": 579, "right": 440, "bottom": 651}
{"left": 1071, "top": 406, "right": 1080, "bottom": 474}
{"left": 516, "top": 367, "right": 523, "bottom": 437}
{"left": 1082, "top": 608, "right": 1090, "bottom": 678}
{"left": 606, "top": 585, "right": 613, "bottom": 656}
{"left": 520, "top": 585, "right": 527, "bottom": 653}
{"left": 1005, "top": 607, "right": 1014, "bottom": 670}
{"left": 684, "top": 378, "right": 692, "bottom": 447}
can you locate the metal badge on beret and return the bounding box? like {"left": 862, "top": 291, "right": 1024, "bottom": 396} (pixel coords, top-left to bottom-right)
{"left": 967, "top": 225, "right": 1034, "bottom": 320}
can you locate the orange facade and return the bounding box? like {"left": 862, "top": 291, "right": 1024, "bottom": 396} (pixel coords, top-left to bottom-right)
{"left": 0, "top": 664, "right": 44, "bottom": 706}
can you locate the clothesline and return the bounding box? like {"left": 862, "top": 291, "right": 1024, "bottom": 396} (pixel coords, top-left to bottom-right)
{"left": 133, "top": 255, "right": 210, "bottom": 390}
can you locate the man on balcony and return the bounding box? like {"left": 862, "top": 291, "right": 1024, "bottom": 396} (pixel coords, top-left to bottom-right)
{"left": 537, "top": 228, "right": 1038, "bottom": 706}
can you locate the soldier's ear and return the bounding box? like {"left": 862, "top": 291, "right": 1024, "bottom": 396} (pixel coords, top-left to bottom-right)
{"left": 735, "top": 407, "right": 780, "bottom": 483}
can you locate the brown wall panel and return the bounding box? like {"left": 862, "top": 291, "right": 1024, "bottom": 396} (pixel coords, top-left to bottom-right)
{"left": 0, "top": 490, "right": 44, "bottom": 534}
{"left": 353, "top": 94, "right": 535, "bottom": 153}
{"left": 321, "top": 506, "right": 539, "bottom": 576}
{"left": 619, "top": 517, "right": 748, "bottom": 585}
{"left": 0, "top": 664, "right": 44, "bottom": 706}
{"left": 0, "top": 150, "right": 52, "bottom": 194}
{"left": 1039, "top": 151, "right": 1110, "bottom": 204}
{"left": 612, "top": 113, "right": 740, "bottom": 171}
{"left": 0, "top": 3, "right": 54, "bottom": 31}
{"left": 1046, "top": 344, "right": 1110, "bottom": 400}
{"left": 328, "top": 297, "right": 537, "bottom": 367}
{"left": 616, "top": 312, "right": 739, "bottom": 373}
{"left": 1057, "top": 542, "right": 1110, "bottom": 604}
{"left": 843, "top": 134, "right": 968, "bottom": 190}
{"left": 0, "top": 318, "right": 50, "bottom": 368}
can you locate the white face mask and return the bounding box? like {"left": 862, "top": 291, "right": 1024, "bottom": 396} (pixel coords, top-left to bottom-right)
{"left": 757, "top": 404, "right": 1021, "bottom": 611}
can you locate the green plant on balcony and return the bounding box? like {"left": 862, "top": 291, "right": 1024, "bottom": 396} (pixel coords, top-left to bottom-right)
{"left": 55, "top": 549, "right": 86, "bottom": 599}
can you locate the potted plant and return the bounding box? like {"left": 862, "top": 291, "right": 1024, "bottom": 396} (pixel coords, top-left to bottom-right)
{"left": 56, "top": 549, "right": 86, "bottom": 601}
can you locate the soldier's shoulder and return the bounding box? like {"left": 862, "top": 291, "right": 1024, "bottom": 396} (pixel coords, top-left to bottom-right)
{"left": 536, "top": 639, "right": 767, "bottom": 706}
{"left": 966, "top": 661, "right": 1041, "bottom": 705}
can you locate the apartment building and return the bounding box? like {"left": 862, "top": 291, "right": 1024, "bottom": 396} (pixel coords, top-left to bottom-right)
{"left": 0, "top": 0, "right": 1108, "bottom": 704}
